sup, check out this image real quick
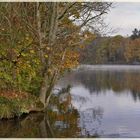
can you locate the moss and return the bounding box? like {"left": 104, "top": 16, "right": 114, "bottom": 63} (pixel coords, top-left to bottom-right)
{"left": 0, "top": 95, "right": 44, "bottom": 119}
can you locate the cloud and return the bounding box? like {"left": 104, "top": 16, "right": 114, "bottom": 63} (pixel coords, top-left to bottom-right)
{"left": 104, "top": 2, "right": 140, "bottom": 36}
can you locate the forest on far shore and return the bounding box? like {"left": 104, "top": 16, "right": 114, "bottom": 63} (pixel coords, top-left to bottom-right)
{"left": 79, "top": 28, "right": 140, "bottom": 65}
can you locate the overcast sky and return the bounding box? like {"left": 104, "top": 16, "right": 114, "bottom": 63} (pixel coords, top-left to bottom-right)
{"left": 104, "top": 2, "right": 140, "bottom": 36}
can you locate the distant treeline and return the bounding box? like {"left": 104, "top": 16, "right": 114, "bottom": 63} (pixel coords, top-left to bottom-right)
{"left": 79, "top": 28, "right": 140, "bottom": 64}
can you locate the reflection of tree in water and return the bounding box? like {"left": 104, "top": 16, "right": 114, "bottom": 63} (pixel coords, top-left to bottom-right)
{"left": 0, "top": 86, "right": 105, "bottom": 138}
{"left": 72, "top": 70, "right": 140, "bottom": 101}
{"left": 74, "top": 70, "right": 125, "bottom": 93}
{"left": 73, "top": 94, "right": 89, "bottom": 105}
{"left": 0, "top": 89, "right": 81, "bottom": 138}
{"left": 47, "top": 87, "right": 81, "bottom": 137}
{"left": 131, "top": 90, "right": 140, "bottom": 102}
{"left": 0, "top": 113, "right": 47, "bottom": 137}
{"left": 79, "top": 107, "right": 104, "bottom": 137}
{"left": 47, "top": 86, "right": 105, "bottom": 138}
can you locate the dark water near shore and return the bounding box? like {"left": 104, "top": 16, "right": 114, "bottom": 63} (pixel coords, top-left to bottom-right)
{"left": 1, "top": 65, "right": 140, "bottom": 138}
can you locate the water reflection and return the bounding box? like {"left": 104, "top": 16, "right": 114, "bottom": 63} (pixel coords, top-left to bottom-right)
{"left": 79, "top": 107, "right": 104, "bottom": 137}
{"left": 0, "top": 88, "right": 81, "bottom": 138}
{"left": 0, "top": 85, "right": 104, "bottom": 138}
{"left": 1, "top": 65, "right": 140, "bottom": 138}
{"left": 0, "top": 113, "right": 44, "bottom": 137}
{"left": 56, "top": 65, "right": 140, "bottom": 137}
{"left": 58, "top": 65, "right": 140, "bottom": 102}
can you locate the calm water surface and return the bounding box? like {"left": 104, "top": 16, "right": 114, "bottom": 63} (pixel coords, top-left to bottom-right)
{"left": 1, "top": 65, "right": 140, "bottom": 138}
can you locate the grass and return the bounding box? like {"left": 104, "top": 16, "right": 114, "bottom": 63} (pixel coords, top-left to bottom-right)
{"left": 0, "top": 91, "right": 44, "bottom": 119}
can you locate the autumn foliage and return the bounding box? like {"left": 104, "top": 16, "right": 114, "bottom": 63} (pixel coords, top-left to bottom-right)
{"left": 0, "top": 2, "right": 112, "bottom": 108}
{"left": 80, "top": 34, "right": 140, "bottom": 64}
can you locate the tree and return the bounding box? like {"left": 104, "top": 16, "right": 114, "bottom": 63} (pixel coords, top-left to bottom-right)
{"left": 130, "top": 28, "right": 140, "bottom": 40}
{"left": 0, "top": 2, "right": 112, "bottom": 109}
{"left": 124, "top": 39, "right": 140, "bottom": 63}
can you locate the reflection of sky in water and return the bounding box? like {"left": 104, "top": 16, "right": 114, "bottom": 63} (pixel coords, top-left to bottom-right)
{"left": 1, "top": 65, "right": 140, "bottom": 138}
{"left": 56, "top": 65, "right": 140, "bottom": 137}
{"left": 71, "top": 88, "right": 140, "bottom": 137}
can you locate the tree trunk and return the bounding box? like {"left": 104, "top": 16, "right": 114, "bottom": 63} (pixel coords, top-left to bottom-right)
{"left": 39, "top": 2, "right": 58, "bottom": 107}
{"left": 39, "top": 72, "right": 49, "bottom": 105}
{"left": 36, "top": 2, "right": 45, "bottom": 65}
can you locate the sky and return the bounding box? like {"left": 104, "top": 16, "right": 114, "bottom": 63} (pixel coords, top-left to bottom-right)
{"left": 104, "top": 2, "right": 140, "bottom": 36}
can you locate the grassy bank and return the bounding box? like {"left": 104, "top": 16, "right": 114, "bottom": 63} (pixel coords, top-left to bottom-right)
{"left": 0, "top": 91, "right": 44, "bottom": 119}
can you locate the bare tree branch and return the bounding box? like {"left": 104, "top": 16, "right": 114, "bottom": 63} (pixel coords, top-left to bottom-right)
{"left": 58, "top": 2, "right": 76, "bottom": 20}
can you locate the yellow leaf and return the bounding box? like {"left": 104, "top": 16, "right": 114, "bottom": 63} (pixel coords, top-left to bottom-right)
{"left": 25, "top": 37, "right": 29, "bottom": 40}
{"left": 45, "top": 54, "right": 48, "bottom": 58}
{"left": 30, "top": 50, "right": 35, "bottom": 54}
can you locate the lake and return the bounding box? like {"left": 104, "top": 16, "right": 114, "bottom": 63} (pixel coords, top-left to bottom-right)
{"left": 1, "top": 65, "right": 140, "bottom": 138}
